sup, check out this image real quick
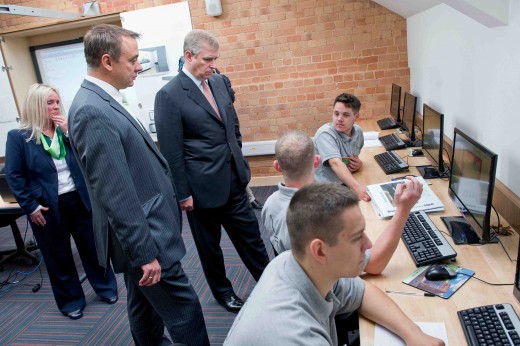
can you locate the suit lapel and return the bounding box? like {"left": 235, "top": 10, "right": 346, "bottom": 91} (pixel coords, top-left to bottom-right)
{"left": 179, "top": 72, "right": 223, "bottom": 123}
{"left": 33, "top": 139, "right": 56, "bottom": 172}
{"left": 81, "top": 80, "right": 169, "bottom": 168}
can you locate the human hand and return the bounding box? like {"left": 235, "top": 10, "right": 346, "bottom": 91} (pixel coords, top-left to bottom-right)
{"left": 404, "top": 330, "right": 444, "bottom": 346}
{"left": 394, "top": 176, "right": 423, "bottom": 212}
{"left": 139, "top": 258, "right": 161, "bottom": 286}
{"left": 353, "top": 184, "right": 371, "bottom": 202}
{"left": 51, "top": 114, "right": 68, "bottom": 135}
{"left": 180, "top": 198, "right": 194, "bottom": 212}
{"left": 347, "top": 155, "right": 363, "bottom": 172}
{"left": 30, "top": 207, "right": 49, "bottom": 227}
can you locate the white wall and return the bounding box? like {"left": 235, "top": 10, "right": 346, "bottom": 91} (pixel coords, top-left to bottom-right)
{"left": 0, "top": 47, "right": 20, "bottom": 157}
{"left": 407, "top": 2, "right": 520, "bottom": 196}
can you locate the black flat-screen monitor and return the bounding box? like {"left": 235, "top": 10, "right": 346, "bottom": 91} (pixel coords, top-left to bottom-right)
{"left": 399, "top": 92, "right": 418, "bottom": 142}
{"left": 390, "top": 83, "right": 401, "bottom": 123}
{"left": 418, "top": 104, "right": 445, "bottom": 179}
{"left": 446, "top": 128, "right": 498, "bottom": 244}
{"left": 514, "top": 237, "right": 520, "bottom": 303}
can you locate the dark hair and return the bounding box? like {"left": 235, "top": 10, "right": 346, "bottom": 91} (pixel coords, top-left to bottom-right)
{"left": 287, "top": 183, "right": 359, "bottom": 258}
{"left": 334, "top": 93, "right": 361, "bottom": 114}
{"left": 84, "top": 24, "right": 140, "bottom": 68}
{"left": 275, "top": 130, "right": 315, "bottom": 181}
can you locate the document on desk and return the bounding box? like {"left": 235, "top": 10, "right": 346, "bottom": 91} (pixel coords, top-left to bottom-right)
{"left": 363, "top": 131, "right": 382, "bottom": 148}
{"left": 367, "top": 176, "right": 444, "bottom": 218}
{"left": 374, "top": 322, "right": 448, "bottom": 346}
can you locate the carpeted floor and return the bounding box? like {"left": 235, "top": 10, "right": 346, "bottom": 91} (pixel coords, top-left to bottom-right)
{"left": 0, "top": 185, "right": 278, "bottom": 345}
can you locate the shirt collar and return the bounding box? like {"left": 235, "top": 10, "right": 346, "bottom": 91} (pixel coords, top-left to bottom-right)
{"left": 182, "top": 66, "right": 205, "bottom": 91}
{"left": 85, "top": 75, "right": 125, "bottom": 104}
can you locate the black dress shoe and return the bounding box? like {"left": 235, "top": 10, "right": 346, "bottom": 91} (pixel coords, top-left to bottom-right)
{"left": 217, "top": 294, "right": 244, "bottom": 313}
{"left": 67, "top": 309, "right": 83, "bottom": 320}
{"left": 102, "top": 296, "right": 118, "bottom": 305}
{"left": 251, "top": 200, "right": 263, "bottom": 210}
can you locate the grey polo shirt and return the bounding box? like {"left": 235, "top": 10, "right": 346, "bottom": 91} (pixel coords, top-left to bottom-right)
{"left": 224, "top": 251, "right": 365, "bottom": 346}
{"left": 314, "top": 122, "right": 364, "bottom": 184}
{"left": 262, "top": 183, "right": 372, "bottom": 266}
{"left": 261, "top": 182, "right": 297, "bottom": 254}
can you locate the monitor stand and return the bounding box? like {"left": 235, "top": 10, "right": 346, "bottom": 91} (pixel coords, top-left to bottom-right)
{"left": 441, "top": 216, "right": 499, "bottom": 245}
{"left": 405, "top": 140, "right": 422, "bottom": 147}
{"left": 417, "top": 165, "right": 440, "bottom": 179}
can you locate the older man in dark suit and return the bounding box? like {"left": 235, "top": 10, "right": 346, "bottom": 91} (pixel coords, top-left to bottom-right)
{"left": 154, "top": 30, "right": 270, "bottom": 313}
{"left": 68, "top": 24, "right": 208, "bottom": 345}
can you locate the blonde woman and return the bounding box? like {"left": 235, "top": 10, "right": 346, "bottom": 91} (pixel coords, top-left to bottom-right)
{"left": 5, "top": 83, "right": 117, "bottom": 320}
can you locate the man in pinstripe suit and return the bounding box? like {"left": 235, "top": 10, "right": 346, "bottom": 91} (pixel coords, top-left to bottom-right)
{"left": 68, "top": 24, "right": 209, "bottom": 346}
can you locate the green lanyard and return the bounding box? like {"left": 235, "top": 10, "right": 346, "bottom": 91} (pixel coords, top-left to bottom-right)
{"left": 40, "top": 127, "right": 66, "bottom": 160}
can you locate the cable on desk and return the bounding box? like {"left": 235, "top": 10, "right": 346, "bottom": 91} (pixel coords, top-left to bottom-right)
{"left": 458, "top": 271, "right": 514, "bottom": 286}
{"left": 441, "top": 226, "right": 515, "bottom": 262}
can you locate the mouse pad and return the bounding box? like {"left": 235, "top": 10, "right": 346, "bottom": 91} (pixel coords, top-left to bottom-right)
{"left": 402, "top": 264, "right": 475, "bottom": 299}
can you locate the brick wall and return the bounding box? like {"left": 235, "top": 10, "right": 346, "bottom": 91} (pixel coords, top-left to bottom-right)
{"left": 0, "top": 0, "right": 409, "bottom": 177}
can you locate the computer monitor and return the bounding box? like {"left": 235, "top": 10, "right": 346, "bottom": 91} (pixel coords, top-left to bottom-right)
{"left": 445, "top": 128, "right": 498, "bottom": 244}
{"left": 417, "top": 104, "right": 445, "bottom": 179}
{"left": 514, "top": 237, "right": 520, "bottom": 303}
{"left": 390, "top": 83, "right": 401, "bottom": 123}
{"left": 399, "top": 92, "right": 418, "bottom": 143}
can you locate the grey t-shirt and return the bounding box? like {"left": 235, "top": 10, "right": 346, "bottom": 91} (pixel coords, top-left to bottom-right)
{"left": 224, "top": 251, "right": 365, "bottom": 346}
{"left": 314, "top": 122, "right": 364, "bottom": 184}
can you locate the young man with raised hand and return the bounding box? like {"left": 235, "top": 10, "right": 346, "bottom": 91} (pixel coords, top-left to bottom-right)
{"left": 226, "top": 183, "right": 444, "bottom": 346}
{"left": 262, "top": 130, "right": 423, "bottom": 275}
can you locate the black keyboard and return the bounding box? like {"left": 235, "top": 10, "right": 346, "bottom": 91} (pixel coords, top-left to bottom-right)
{"left": 377, "top": 117, "right": 399, "bottom": 130}
{"left": 379, "top": 133, "right": 407, "bottom": 151}
{"left": 458, "top": 304, "right": 520, "bottom": 346}
{"left": 374, "top": 151, "right": 409, "bottom": 174}
{"left": 402, "top": 211, "right": 457, "bottom": 266}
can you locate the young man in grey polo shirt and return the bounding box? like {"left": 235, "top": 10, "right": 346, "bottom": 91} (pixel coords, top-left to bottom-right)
{"left": 225, "top": 183, "right": 443, "bottom": 346}
{"left": 314, "top": 93, "right": 371, "bottom": 202}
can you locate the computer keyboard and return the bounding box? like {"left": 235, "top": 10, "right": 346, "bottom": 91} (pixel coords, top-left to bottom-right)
{"left": 458, "top": 304, "right": 520, "bottom": 346}
{"left": 374, "top": 150, "right": 409, "bottom": 174}
{"left": 377, "top": 117, "right": 399, "bottom": 130}
{"left": 379, "top": 133, "right": 407, "bottom": 151}
{"left": 402, "top": 211, "right": 457, "bottom": 266}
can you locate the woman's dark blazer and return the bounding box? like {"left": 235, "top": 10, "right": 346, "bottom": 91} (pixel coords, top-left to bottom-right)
{"left": 5, "top": 129, "right": 91, "bottom": 222}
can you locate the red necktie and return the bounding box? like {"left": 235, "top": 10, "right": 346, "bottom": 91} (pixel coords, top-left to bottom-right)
{"left": 202, "top": 81, "right": 222, "bottom": 121}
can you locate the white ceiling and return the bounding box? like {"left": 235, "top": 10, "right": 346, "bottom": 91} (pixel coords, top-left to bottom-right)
{"left": 372, "top": 0, "right": 510, "bottom": 27}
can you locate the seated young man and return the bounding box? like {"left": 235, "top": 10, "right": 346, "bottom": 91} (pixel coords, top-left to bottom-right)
{"left": 314, "top": 93, "right": 370, "bottom": 201}
{"left": 226, "top": 183, "right": 443, "bottom": 346}
{"left": 262, "top": 130, "right": 422, "bottom": 275}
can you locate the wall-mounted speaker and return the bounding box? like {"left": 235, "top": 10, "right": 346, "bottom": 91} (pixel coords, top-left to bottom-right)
{"left": 205, "top": 0, "right": 222, "bottom": 17}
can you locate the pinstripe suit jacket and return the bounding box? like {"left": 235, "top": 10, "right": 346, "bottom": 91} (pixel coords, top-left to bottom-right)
{"left": 68, "top": 79, "right": 185, "bottom": 273}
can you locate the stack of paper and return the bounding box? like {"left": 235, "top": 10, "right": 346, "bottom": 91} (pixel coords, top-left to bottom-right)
{"left": 363, "top": 131, "right": 382, "bottom": 148}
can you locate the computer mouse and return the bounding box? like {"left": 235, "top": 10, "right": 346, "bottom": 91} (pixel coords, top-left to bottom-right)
{"left": 411, "top": 149, "right": 423, "bottom": 156}
{"left": 425, "top": 265, "right": 457, "bottom": 281}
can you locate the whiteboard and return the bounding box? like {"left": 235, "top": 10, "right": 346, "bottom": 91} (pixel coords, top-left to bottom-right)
{"left": 0, "top": 48, "right": 19, "bottom": 123}
{"left": 31, "top": 40, "right": 87, "bottom": 114}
